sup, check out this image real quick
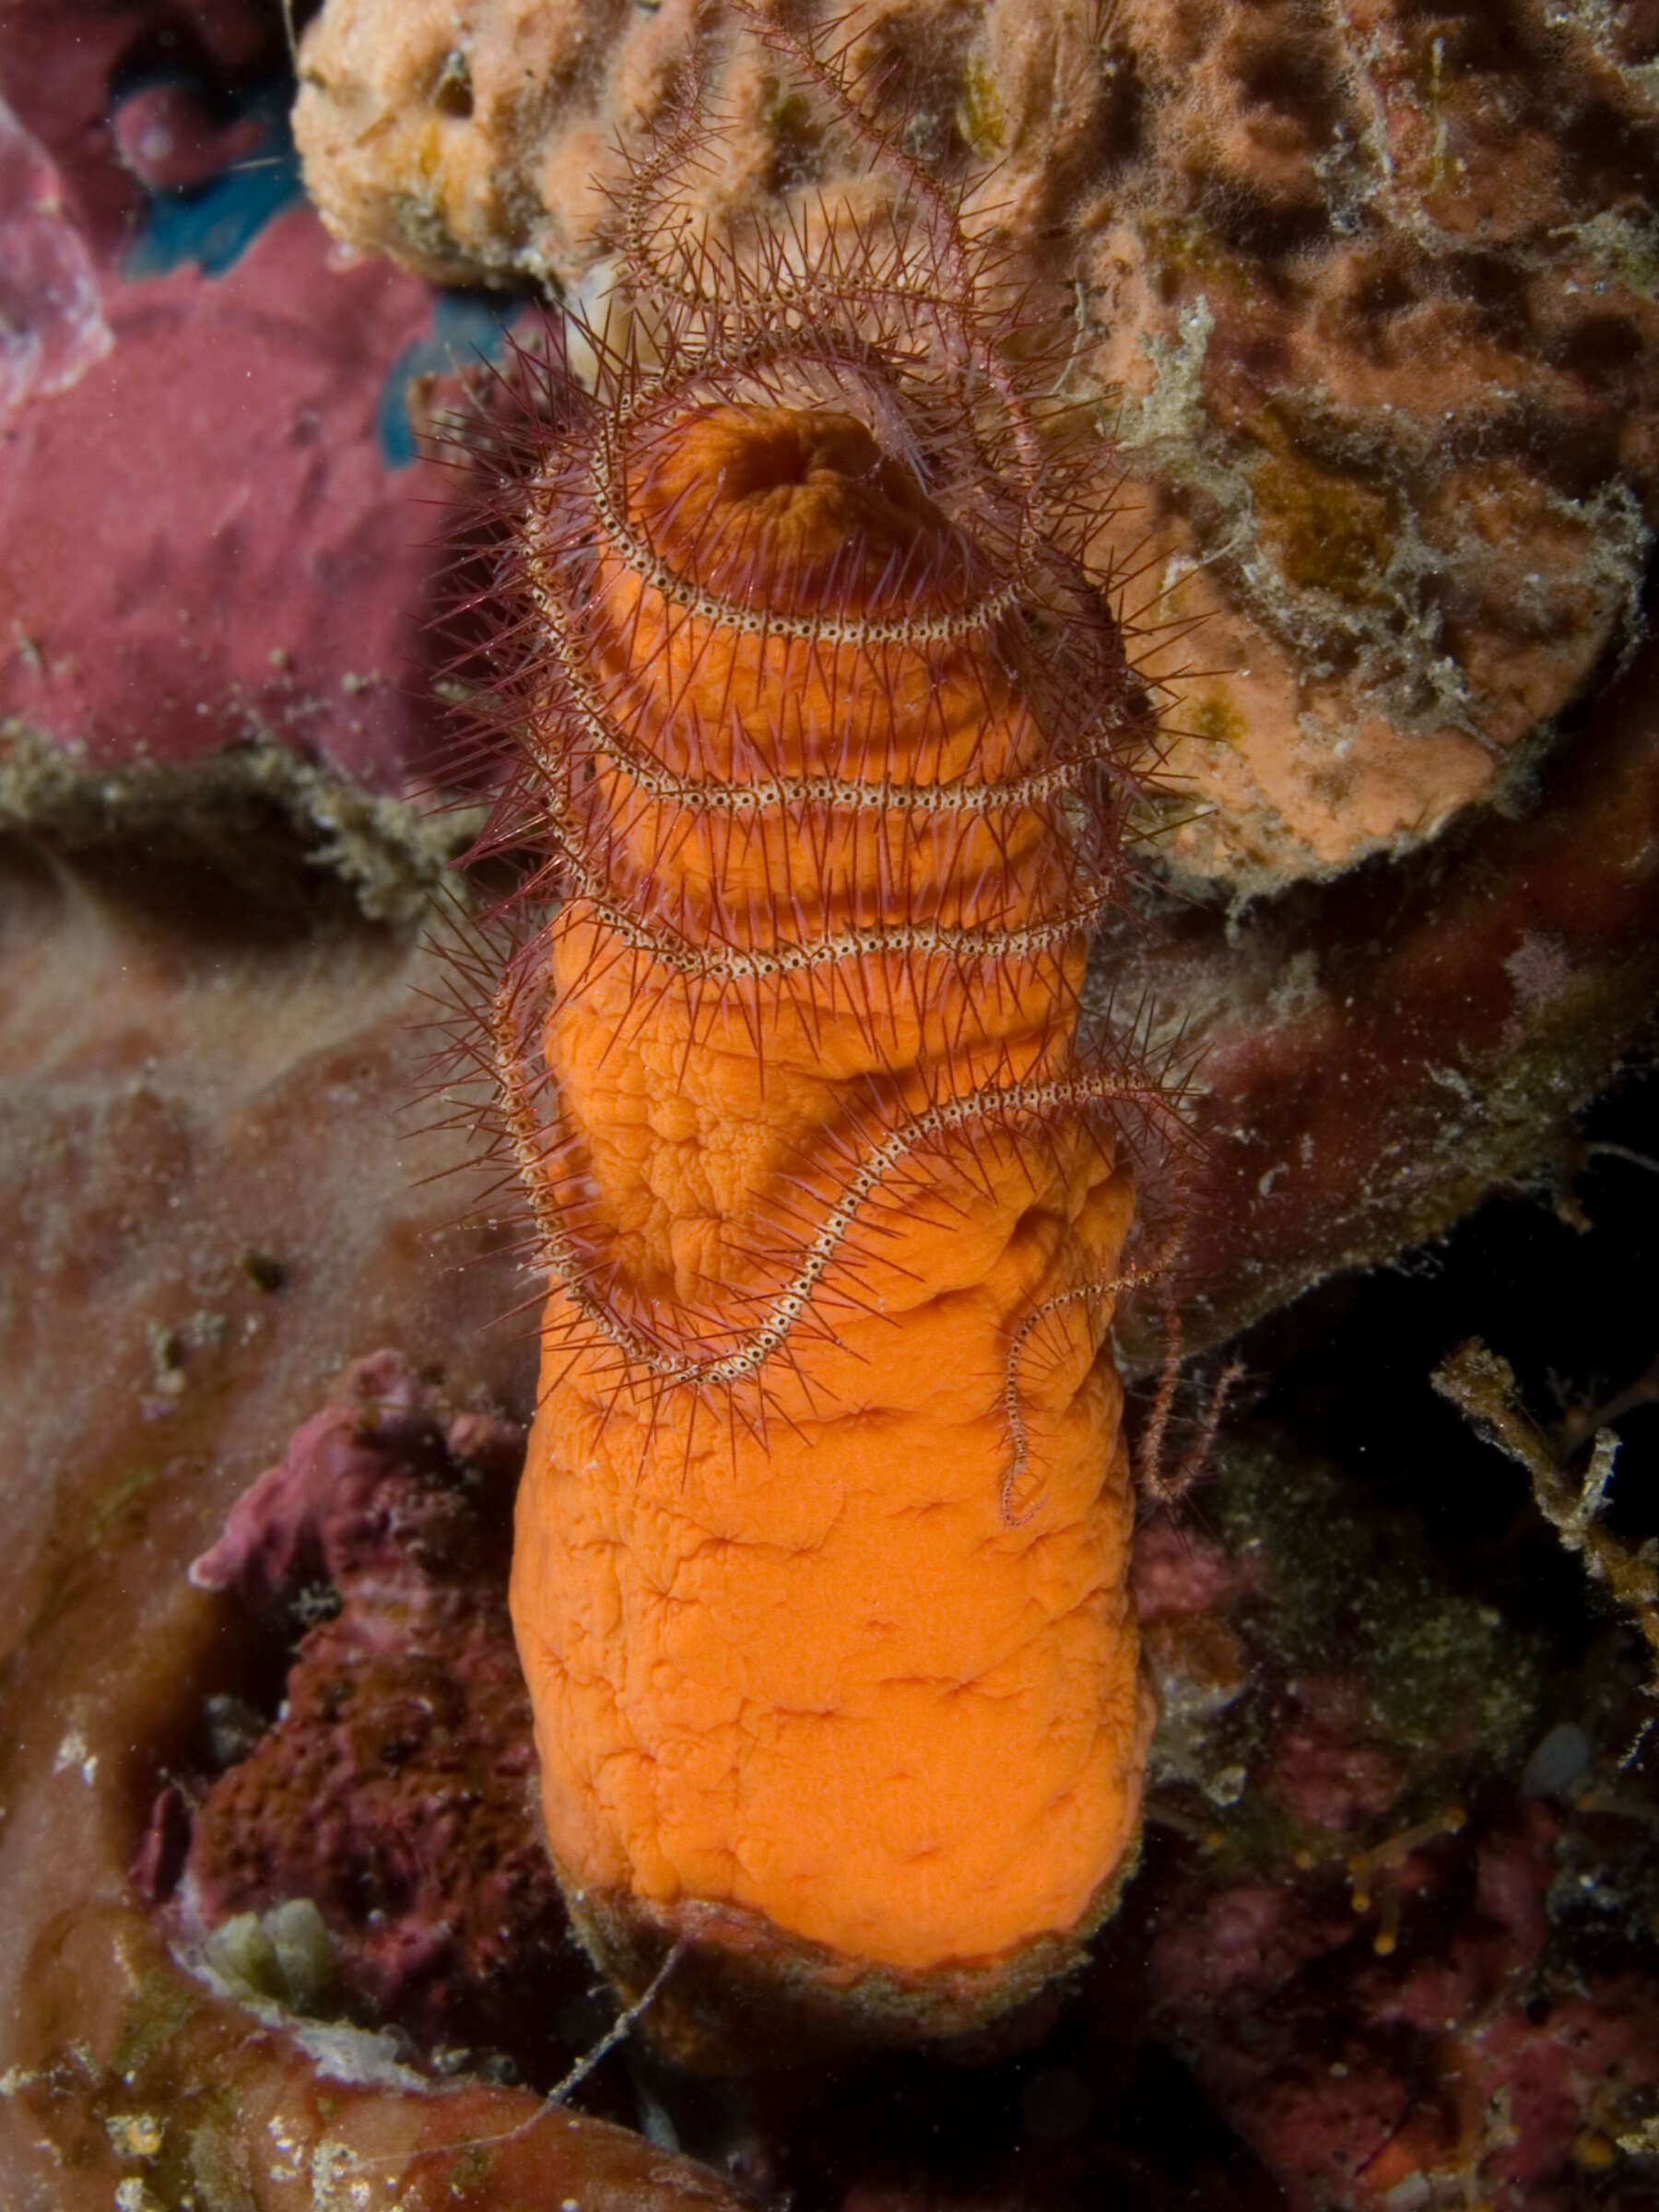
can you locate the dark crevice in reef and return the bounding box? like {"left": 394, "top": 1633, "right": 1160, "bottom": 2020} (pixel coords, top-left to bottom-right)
{"left": 1239, "top": 1052, "right": 1659, "bottom": 1560}
{"left": 0, "top": 723, "right": 477, "bottom": 929}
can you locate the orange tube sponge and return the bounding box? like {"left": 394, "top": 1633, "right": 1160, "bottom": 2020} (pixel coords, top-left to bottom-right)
{"left": 465, "top": 17, "right": 1169, "bottom": 2059}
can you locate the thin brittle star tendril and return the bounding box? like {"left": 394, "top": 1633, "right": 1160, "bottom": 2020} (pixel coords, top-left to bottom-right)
{"left": 494, "top": 960, "right": 1177, "bottom": 1406}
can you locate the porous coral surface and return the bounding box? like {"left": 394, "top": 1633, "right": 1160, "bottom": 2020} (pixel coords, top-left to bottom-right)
{"left": 293, "top": 0, "right": 1659, "bottom": 888}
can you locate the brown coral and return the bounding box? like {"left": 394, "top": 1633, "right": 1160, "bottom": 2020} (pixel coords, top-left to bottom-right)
{"left": 294, "top": 0, "right": 1659, "bottom": 889}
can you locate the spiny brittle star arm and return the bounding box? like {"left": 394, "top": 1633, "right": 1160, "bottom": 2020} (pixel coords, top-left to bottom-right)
{"left": 492, "top": 962, "right": 1179, "bottom": 1398}
{"left": 524, "top": 563, "right": 1130, "bottom": 818}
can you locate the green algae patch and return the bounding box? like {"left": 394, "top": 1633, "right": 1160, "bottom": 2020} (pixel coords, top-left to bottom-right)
{"left": 111, "top": 1970, "right": 195, "bottom": 2085}
{"left": 88, "top": 1465, "right": 162, "bottom": 1550}
{"left": 1142, "top": 213, "right": 1230, "bottom": 288}
{"left": 1369, "top": 1588, "right": 1532, "bottom": 1755}
{"left": 1213, "top": 1446, "right": 1541, "bottom": 1768}
{"left": 1251, "top": 455, "right": 1398, "bottom": 601}
{"left": 759, "top": 76, "right": 822, "bottom": 187}
{"left": 956, "top": 57, "right": 1005, "bottom": 158}
{"left": 441, "top": 2141, "right": 497, "bottom": 2197}
{"left": 1201, "top": 1791, "right": 1313, "bottom": 1876}
{"left": 1190, "top": 692, "right": 1248, "bottom": 749}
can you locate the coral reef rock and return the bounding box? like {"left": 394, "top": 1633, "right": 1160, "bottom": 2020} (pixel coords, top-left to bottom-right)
{"left": 176, "top": 1352, "right": 582, "bottom": 2081}
{"left": 1102, "top": 1440, "right": 1659, "bottom": 2212}
{"left": 293, "top": 0, "right": 1659, "bottom": 888}
{"left": 0, "top": 822, "right": 752, "bottom": 2205}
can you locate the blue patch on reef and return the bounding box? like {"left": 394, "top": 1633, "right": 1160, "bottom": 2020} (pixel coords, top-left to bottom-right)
{"left": 376, "top": 291, "right": 524, "bottom": 470}
{"left": 123, "top": 88, "right": 303, "bottom": 281}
